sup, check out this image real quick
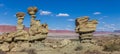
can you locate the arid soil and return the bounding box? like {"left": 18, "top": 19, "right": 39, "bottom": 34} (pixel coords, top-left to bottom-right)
{"left": 0, "top": 35, "right": 119, "bottom": 54}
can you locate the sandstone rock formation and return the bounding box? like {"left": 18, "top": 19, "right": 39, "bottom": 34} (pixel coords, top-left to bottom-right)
{"left": 75, "top": 16, "right": 98, "bottom": 43}
{"left": 0, "top": 7, "right": 48, "bottom": 51}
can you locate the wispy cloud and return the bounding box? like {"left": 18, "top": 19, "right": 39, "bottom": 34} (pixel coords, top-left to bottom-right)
{"left": 65, "top": 27, "right": 74, "bottom": 30}
{"left": 3, "top": 12, "right": 8, "bottom": 15}
{"left": 67, "top": 19, "right": 74, "bottom": 21}
{"left": 65, "top": 28, "right": 71, "bottom": 30}
{"left": 97, "top": 27, "right": 106, "bottom": 31}
{"left": 13, "top": 14, "right": 16, "bottom": 17}
{"left": 93, "top": 12, "right": 101, "bottom": 15}
{"left": 103, "top": 16, "right": 108, "bottom": 17}
{"left": 97, "top": 22, "right": 117, "bottom": 31}
{"left": 56, "top": 13, "right": 69, "bottom": 17}
{"left": 67, "top": 25, "right": 72, "bottom": 27}
{"left": 65, "top": 25, "right": 74, "bottom": 30}
{"left": 98, "top": 16, "right": 108, "bottom": 20}
{"left": 103, "top": 23, "right": 117, "bottom": 31}
{"left": 40, "top": 10, "right": 52, "bottom": 15}
{"left": 99, "top": 18, "right": 103, "bottom": 20}
{"left": 51, "top": 28, "right": 57, "bottom": 30}
{"left": 0, "top": 3, "right": 4, "bottom": 7}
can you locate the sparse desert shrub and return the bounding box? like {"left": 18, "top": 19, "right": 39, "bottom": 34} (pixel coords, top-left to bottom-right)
{"left": 84, "top": 50, "right": 104, "bottom": 54}
{"left": 96, "top": 40, "right": 104, "bottom": 46}
{"left": 94, "top": 36, "right": 120, "bottom": 52}
{"left": 103, "top": 39, "right": 120, "bottom": 52}
{"left": 94, "top": 36, "right": 112, "bottom": 46}
{"left": 75, "top": 46, "right": 83, "bottom": 51}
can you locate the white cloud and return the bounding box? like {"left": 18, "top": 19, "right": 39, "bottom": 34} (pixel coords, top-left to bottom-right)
{"left": 67, "top": 19, "right": 74, "bottom": 21}
{"left": 40, "top": 10, "right": 52, "bottom": 15}
{"left": 56, "top": 13, "right": 69, "bottom": 17}
{"left": 93, "top": 12, "right": 101, "bottom": 15}
{"left": 0, "top": 4, "right": 4, "bottom": 7}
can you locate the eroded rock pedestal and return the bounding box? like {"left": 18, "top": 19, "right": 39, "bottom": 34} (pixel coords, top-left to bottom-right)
{"left": 75, "top": 16, "right": 98, "bottom": 43}
{"left": 0, "top": 7, "right": 48, "bottom": 51}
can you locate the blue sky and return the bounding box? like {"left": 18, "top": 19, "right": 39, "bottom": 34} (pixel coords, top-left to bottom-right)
{"left": 0, "top": 0, "right": 120, "bottom": 31}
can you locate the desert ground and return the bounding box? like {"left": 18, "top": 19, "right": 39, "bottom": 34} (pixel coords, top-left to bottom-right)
{"left": 0, "top": 32, "right": 119, "bottom": 54}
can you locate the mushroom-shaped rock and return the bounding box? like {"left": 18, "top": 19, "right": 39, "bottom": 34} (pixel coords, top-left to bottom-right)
{"left": 28, "top": 7, "right": 38, "bottom": 15}
{"left": 75, "top": 16, "right": 98, "bottom": 43}
{"left": 16, "top": 12, "right": 25, "bottom": 18}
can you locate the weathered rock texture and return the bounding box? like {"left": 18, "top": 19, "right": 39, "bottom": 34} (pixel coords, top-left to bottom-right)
{"left": 75, "top": 16, "right": 98, "bottom": 43}
{"left": 0, "top": 7, "right": 48, "bottom": 51}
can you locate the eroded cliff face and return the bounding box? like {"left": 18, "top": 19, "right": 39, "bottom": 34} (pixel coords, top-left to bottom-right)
{"left": 75, "top": 16, "right": 98, "bottom": 43}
